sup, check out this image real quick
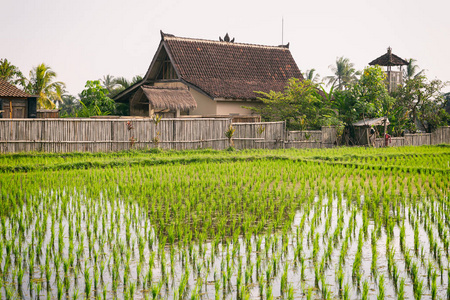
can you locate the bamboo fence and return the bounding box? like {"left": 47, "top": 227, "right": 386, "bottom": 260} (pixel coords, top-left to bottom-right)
{"left": 0, "top": 119, "right": 448, "bottom": 153}
{"left": 0, "top": 118, "right": 230, "bottom": 153}
{"left": 374, "top": 127, "right": 450, "bottom": 148}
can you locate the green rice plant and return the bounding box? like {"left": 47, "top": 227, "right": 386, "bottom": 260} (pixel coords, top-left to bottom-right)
{"left": 84, "top": 264, "right": 91, "bottom": 299}
{"left": 214, "top": 277, "right": 220, "bottom": 300}
{"left": 245, "top": 263, "right": 253, "bottom": 284}
{"left": 258, "top": 274, "right": 264, "bottom": 298}
{"left": 362, "top": 280, "right": 369, "bottom": 300}
{"left": 57, "top": 278, "right": 64, "bottom": 300}
{"left": 321, "top": 276, "right": 329, "bottom": 299}
{"left": 343, "top": 283, "right": 350, "bottom": 300}
{"left": 427, "top": 261, "right": 433, "bottom": 286}
{"left": 397, "top": 278, "right": 404, "bottom": 300}
{"left": 371, "top": 230, "right": 378, "bottom": 276}
{"left": 266, "top": 284, "right": 273, "bottom": 300}
{"left": 300, "top": 256, "right": 305, "bottom": 281}
{"left": 377, "top": 274, "right": 384, "bottom": 300}
{"left": 414, "top": 221, "right": 420, "bottom": 254}
{"left": 431, "top": 270, "right": 437, "bottom": 300}
{"left": 280, "top": 262, "right": 288, "bottom": 295}
{"left": 99, "top": 258, "right": 106, "bottom": 280}
{"left": 178, "top": 267, "right": 190, "bottom": 298}
{"left": 265, "top": 263, "right": 272, "bottom": 285}
{"left": 94, "top": 267, "right": 99, "bottom": 291}
{"left": 35, "top": 281, "right": 43, "bottom": 298}
{"left": 128, "top": 282, "right": 136, "bottom": 299}
{"left": 337, "top": 266, "right": 344, "bottom": 292}
{"left": 151, "top": 279, "right": 164, "bottom": 300}
{"left": 17, "top": 264, "right": 24, "bottom": 287}
{"left": 414, "top": 279, "right": 423, "bottom": 300}
{"left": 411, "top": 262, "right": 418, "bottom": 283}
{"left": 286, "top": 284, "right": 294, "bottom": 300}
{"left": 45, "top": 263, "right": 52, "bottom": 285}
{"left": 393, "top": 263, "right": 399, "bottom": 287}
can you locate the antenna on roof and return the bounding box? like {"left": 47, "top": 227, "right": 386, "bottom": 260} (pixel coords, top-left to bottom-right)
{"left": 282, "top": 17, "right": 284, "bottom": 45}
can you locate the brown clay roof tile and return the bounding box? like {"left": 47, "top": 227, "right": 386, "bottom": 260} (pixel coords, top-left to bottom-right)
{"left": 0, "top": 78, "right": 32, "bottom": 98}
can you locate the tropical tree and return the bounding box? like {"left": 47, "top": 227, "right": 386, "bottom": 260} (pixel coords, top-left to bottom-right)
{"left": 248, "top": 78, "right": 339, "bottom": 130}
{"left": 444, "top": 92, "right": 450, "bottom": 112}
{"left": 25, "top": 63, "right": 65, "bottom": 109}
{"left": 79, "top": 80, "right": 115, "bottom": 116}
{"left": 325, "top": 57, "right": 360, "bottom": 91}
{"left": 110, "top": 75, "right": 143, "bottom": 96}
{"left": 59, "top": 94, "right": 81, "bottom": 116}
{"left": 0, "top": 59, "right": 24, "bottom": 86}
{"left": 302, "top": 69, "right": 320, "bottom": 83}
{"left": 403, "top": 58, "right": 424, "bottom": 81}
{"left": 101, "top": 75, "right": 142, "bottom": 115}
{"left": 101, "top": 74, "right": 143, "bottom": 98}
{"left": 333, "top": 66, "right": 394, "bottom": 127}
{"left": 393, "top": 75, "right": 448, "bottom": 133}
{"left": 101, "top": 74, "right": 118, "bottom": 95}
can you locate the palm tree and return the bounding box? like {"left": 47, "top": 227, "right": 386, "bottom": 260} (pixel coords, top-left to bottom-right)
{"left": 325, "top": 57, "right": 360, "bottom": 91}
{"left": 59, "top": 94, "right": 81, "bottom": 116}
{"left": 403, "top": 58, "right": 424, "bottom": 81}
{"left": 0, "top": 58, "right": 24, "bottom": 86}
{"left": 101, "top": 74, "right": 119, "bottom": 95}
{"left": 109, "top": 75, "right": 143, "bottom": 97}
{"left": 25, "top": 63, "right": 66, "bottom": 109}
{"left": 302, "top": 69, "right": 320, "bottom": 83}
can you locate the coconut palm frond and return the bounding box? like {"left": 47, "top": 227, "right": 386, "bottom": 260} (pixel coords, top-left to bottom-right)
{"left": 303, "top": 69, "right": 320, "bottom": 83}
{"left": 326, "top": 57, "right": 359, "bottom": 91}
{"left": 113, "top": 77, "right": 132, "bottom": 89}
{"left": 26, "top": 63, "right": 65, "bottom": 109}
{"left": 0, "top": 58, "right": 25, "bottom": 86}
{"left": 404, "top": 58, "right": 425, "bottom": 81}
{"left": 131, "top": 75, "right": 143, "bottom": 85}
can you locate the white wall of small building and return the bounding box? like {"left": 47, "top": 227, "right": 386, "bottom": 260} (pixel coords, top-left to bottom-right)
{"left": 189, "top": 88, "right": 217, "bottom": 115}
{"left": 216, "top": 101, "right": 258, "bottom": 115}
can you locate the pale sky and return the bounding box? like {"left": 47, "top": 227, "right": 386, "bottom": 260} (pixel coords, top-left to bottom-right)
{"left": 2, "top": 0, "right": 449, "bottom": 95}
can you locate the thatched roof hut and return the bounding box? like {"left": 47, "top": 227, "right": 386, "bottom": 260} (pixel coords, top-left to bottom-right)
{"left": 130, "top": 86, "right": 197, "bottom": 116}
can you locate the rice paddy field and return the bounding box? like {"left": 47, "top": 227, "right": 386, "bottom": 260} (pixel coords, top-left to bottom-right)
{"left": 1, "top": 145, "right": 449, "bottom": 299}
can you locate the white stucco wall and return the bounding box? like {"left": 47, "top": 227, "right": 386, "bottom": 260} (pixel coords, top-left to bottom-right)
{"left": 189, "top": 88, "right": 217, "bottom": 115}
{"left": 216, "top": 101, "right": 258, "bottom": 115}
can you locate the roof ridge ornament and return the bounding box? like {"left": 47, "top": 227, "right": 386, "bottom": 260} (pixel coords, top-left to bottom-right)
{"left": 278, "top": 42, "right": 290, "bottom": 49}
{"left": 219, "top": 33, "right": 235, "bottom": 43}
{"left": 160, "top": 30, "right": 175, "bottom": 40}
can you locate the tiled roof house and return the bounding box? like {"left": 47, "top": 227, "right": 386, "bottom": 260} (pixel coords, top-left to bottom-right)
{"left": 0, "top": 78, "right": 37, "bottom": 118}
{"left": 114, "top": 31, "right": 303, "bottom": 117}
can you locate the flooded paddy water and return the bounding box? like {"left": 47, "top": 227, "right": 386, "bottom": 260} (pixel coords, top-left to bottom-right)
{"left": 0, "top": 146, "right": 449, "bottom": 299}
